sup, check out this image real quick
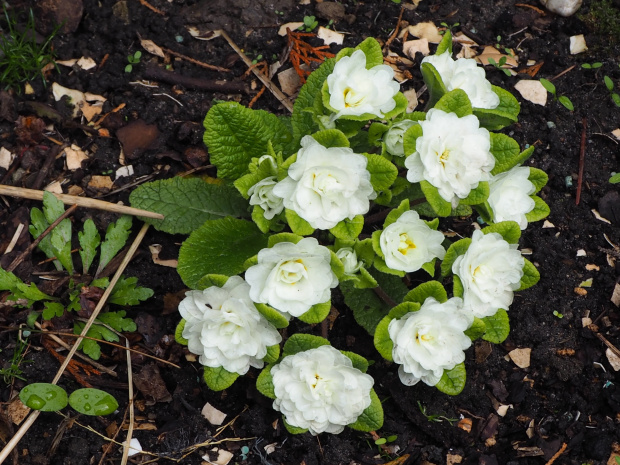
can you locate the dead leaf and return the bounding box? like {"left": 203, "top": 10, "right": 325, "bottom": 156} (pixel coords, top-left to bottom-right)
{"left": 400, "top": 22, "right": 443, "bottom": 43}
{"left": 278, "top": 67, "right": 302, "bottom": 97}
{"left": 56, "top": 56, "right": 97, "bottom": 70}
{"left": 202, "top": 448, "right": 233, "bottom": 465}
{"left": 496, "top": 404, "right": 512, "bottom": 417}
{"left": 612, "top": 128, "right": 620, "bottom": 140}
{"left": 0, "top": 147, "right": 14, "bottom": 170}
{"left": 317, "top": 26, "right": 344, "bottom": 45}
{"left": 447, "top": 454, "right": 463, "bottom": 465}
{"left": 133, "top": 363, "right": 172, "bottom": 405}
{"left": 514, "top": 80, "right": 547, "bottom": 106}
{"left": 186, "top": 27, "right": 221, "bottom": 41}
{"left": 64, "top": 144, "right": 89, "bottom": 170}
{"left": 476, "top": 46, "right": 518, "bottom": 68}
{"left": 140, "top": 38, "right": 165, "bottom": 58}
{"left": 508, "top": 348, "right": 531, "bottom": 368}
{"left": 519, "top": 61, "right": 544, "bottom": 77}
{"left": 202, "top": 403, "right": 227, "bottom": 425}
{"left": 149, "top": 244, "right": 179, "bottom": 268}
{"left": 403, "top": 88, "right": 419, "bottom": 112}
{"left": 606, "top": 348, "right": 620, "bottom": 371}
{"left": 611, "top": 283, "right": 620, "bottom": 307}
{"left": 44, "top": 181, "right": 63, "bottom": 194}
{"left": 403, "top": 38, "right": 430, "bottom": 58}
{"left": 278, "top": 22, "right": 304, "bottom": 36}
{"left": 7, "top": 396, "right": 30, "bottom": 425}
{"left": 88, "top": 176, "right": 114, "bottom": 190}
{"left": 592, "top": 209, "right": 612, "bottom": 224}
{"left": 115, "top": 165, "right": 134, "bottom": 179}
{"left": 542, "top": 220, "right": 555, "bottom": 228}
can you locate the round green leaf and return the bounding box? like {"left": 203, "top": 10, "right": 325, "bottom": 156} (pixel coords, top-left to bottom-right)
{"left": 348, "top": 389, "right": 384, "bottom": 431}
{"left": 365, "top": 153, "right": 399, "bottom": 193}
{"left": 256, "top": 364, "right": 276, "bottom": 399}
{"left": 441, "top": 238, "right": 471, "bottom": 277}
{"left": 255, "top": 303, "right": 290, "bottom": 329}
{"left": 311, "top": 129, "right": 349, "bottom": 148}
{"left": 434, "top": 89, "right": 473, "bottom": 117}
{"left": 330, "top": 216, "right": 364, "bottom": 242}
{"left": 69, "top": 388, "right": 118, "bottom": 416}
{"left": 175, "top": 319, "right": 188, "bottom": 345}
{"left": 481, "top": 221, "right": 521, "bottom": 244}
{"left": 482, "top": 308, "right": 510, "bottom": 343}
{"left": 20, "top": 383, "right": 68, "bottom": 412}
{"left": 464, "top": 317, "right": 486, "bottom": 341}
{"left": 435, "top": 363, "right": 466, "bottom": 395}
{"left": 282, "top": 334, "right": 329, "bottom": 357}
{"left": 518, "top": 258, "right": 540, "bottom": 291}
{"left": 420, "top": 180, "right": 452, "bottom": 217}
{"left": 284, "top": 209, "right": 315, "bottom": 236}
{"left": 373, "top": 316, "right": 394, "bottom": 361}
{"left": 297, "top": 300, "right": 331, "bottom": 324}
{"left": 404, "top": 281, "right": 448, "bottom": 304}
{"left": 203, "top": 366, "right": 239, "bottom": 391}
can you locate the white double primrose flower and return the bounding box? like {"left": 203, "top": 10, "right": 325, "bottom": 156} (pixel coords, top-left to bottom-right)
{"left": 452, "top": 230, "right": 524, "bottom": 318}
{"left": 487, "top": 166, "right": 536, "bottom": 230}
{"left": 379, "top": 210, "right": 446, "bottom": 273}
{"left": 271, "top": 345, "right": 374, "bottom": 435}
{"left": 405, "top": 109, "right": 495, "bottom": 207}
{"left": 248, "top": 176, "right": 284, "bottom": 220}
{"left": 422, "top": 52, "right": 500, "bottom": 109}
{"left": 389, "top": 297, "right": 473, "bottom": 386}
{"left": 335, "top": 247, "right": 363, "bottom": 275}
{"left": 178, "top": 276, "right": 282, "bottom": 375}
{"left": 327, "top": 49, "right": 400, "bottom": 120}
{"left": 273, "top": 136, "right": 376, "bottom": 230}
{"left": 384, "top": 120, "right": 418, "bottom": 157}
{"left": 245, "top": 237, "right": 338, "bottom": 318}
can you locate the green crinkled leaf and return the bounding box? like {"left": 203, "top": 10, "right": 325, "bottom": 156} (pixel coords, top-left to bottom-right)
{"left": 129, "top": 177, "right": 250, "bottom": 234}
{"left": 255, "top": 303, "right": 290, "bottom": 329}
{"left": 404, "top": 281, "right": 448, "bottom": 304}
{"left": 203, "top": 366, "right": 239, "bottom": 391}
{"left": 175, "top": 319, "right": 188, "bottom": 345}
{"left": 465, "top": 317, "right": 486, "bottom": 341}
{"left": 528, "top": 167, "right": 548, "bottom": 193}
{"left": 282, "top": 333, "right": 329, "bottom": 357}
{"left": 365, "top": 153, "right": 398, "bottom": 193}
{"left": 268, "top": 232, "right": 303, "bottom": 247}
{"left": 42, "top": 302, "right": 64, "bottom": 320}
{"left": 368, "top": 122, "right": 389, "bottom": 147}
{"left": 435, "top": 363, "right": 466, "bottom": 395}
{"left": 384, "top": 199, "right": 410, "bottom": 228}
{"left": 97, "top": 215, "right": 132, "bottom": 276}
{"left": 195, "top": 274, "right": 230, "bottom": 290}
{"left": 460, "top": 181, "right": 490, "bottom": 205}
{"left": 330, "top": 216, "right": 364, "bottom": 241}
{"left": 283, "top": 418, "right": 309, "bottom": 435}
{"left": 264, "top": 344, "right": 280, "bottom": 364}
{"left": 518, "top": 258, "right": 540, "bottom": 291}
{"left": 525, "top": 196, "right": 550, "bottom": 223}
{"left": 482, "top": 220, "right": 521, "bottom": 244}
{"left": 329, "top": 249, "right": 346, "bottom": 279}
{"left": 335, "top": 119, "right": 367, "bottom": 138}
{"left": 178, "top": 217, "right": 269, "bottom": 289}
{"left": 436, "top": 30, "right": 453, "bottom": 55}
{"left": 413, "top": 202, "right": 473, "bottom": 218}
{"left": 382, "top": 92, "right": 408, "bottom": 120}
{"left": 490, "top": 133, "right": 521, "bottom": 176}
{"left": 97, "top": 310, "right": 137, "bottom": 332}
{"left": 292, "top": 59, "right": 335, "bottom": 147}
{"left": 75, "top": 322, "right": 120, "bottom": 360}
{"left": 335, "top": 37, "right": 383, "bottom": 68}
{"left": 204, "top": 102, "right": 292, "bottom": 180}
{"left": 473, "top": 86, "right": 520, "bottom": 131}
{"left": 256, "top": 364, "right": 276, "bottom": 399}
{"left": 441, "top": 238, "right": 472, "bottom": 277}
{"left": 251, "top": 205, "right": 284, "bottom": 234}
{"left": 421, "top": 62, "right": 449, "bottom": 107}
{"left": 341, "top": 351, "right": 369, "bottom": 373}
{"left": 402, "top": 123, "right": 423, "bottom": 157}
{"left": 421, "top": 181, "right": 452, "bottom": 217}
{"left": 348, "top": 389, "right": 384, "bottom": 432}
{"left": 311, "top": 129, "right": 349, "bottom": 148}
{"left": 434, "top": 89, "right": 473, "bottom": 117}
{"left": 482, "top": 308, "right": 510, "bottom": 343}
{"left": 421, "top": 259, "right": 436, "bottom": 277}
{"left": 298, "top": 301, "right": 331, "bottom": 324}
{"left": 284, "top": 209, "right": 315, "bottom": 236}
{"left": 108, "top": 277, "right": 153, "bottom": 306}
{"left": 78, "top": 219, "right": 100, "bottom": 275}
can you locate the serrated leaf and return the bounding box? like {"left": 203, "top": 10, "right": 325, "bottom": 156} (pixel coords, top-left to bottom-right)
{"left": 204, "top": 102, "right": 292, "bottom": 180}
{"left": 441, "top": 238, "right": 472, "bottom": 277}
{"left": 175, "top": 319, "right": 188, "bottom": 345}
{"left": 297, "top": 300, "right": 331, "bottom": 324}
{"left": 178, "top": 218, "right": 269, "bottom": 289}
{"left": 365, "top": 153, "right": 398, "bottom": 193}
{"left": 129, "top": 178, "right": 250, "bottom": 234}
{"left": 203, "top": 366, "right": 239, "bottom": 391}
{"left": 284, "top": 209, "right": 315, "bottom": 236}
{"left": 421, "top": 181, "right": 452, "bottom": 217}
{"left": 256, "top": 364, "right": 276, "bottom": 399}
{"left": 255, "top": 303, "right": 290, "bottom": 329}
{"left": 335, "top": 37, "right": 383, "bottom": 68}
{"left": 282, "top": 334, "right": 329, "bottom": 357}
{"left": 97, "top": 216, "right": 132, "bottom": 276}
{"left": 41, "top": 192, "right": 73, "bottom": 274}
{"left": 29, "top": 207, "right": 59, "bottom": 270}
{"left": 348, "top": 389, "right": 384, "bottom": 431}
{"left": 15, "top": 282, "right": 52, "bottom": 302}
{"left": 482, "top": 220, "right": 521, "bottom": 244}
{"left": 482, "top": 308, "right": 510, "bottom": 343}
{"left": 518, "top": 258, "right": 540, "bottom": 291}
{"left": 108, "top": 277, "right": 153, "bottom": 306}
{"left": 404, "top": 281, "right": 448, "bottom": 304}
{"left": 464, "top": 317, "right": 486, "bottom": 340}
{"left": 528, "top": 167, "right": 548, "bottom": 193}
{"left": 435, "top": 363, "right": 466, "bottom": 395}
{"left": 490, "top": 133, "right": 521, "bottom": 175}
{"left": 42, "top": 302, "right": 64, "bottom": 320}
{"left": 330, "top": 215, "right": 364, "bottom": 241}
{"left": 78, "top": 219, "right": 100, "bottom": 274}
{"left": 421, "top": 62, "right": 449, "bottom": 107}
{"left": 97, "top": 310, "right": 137, "bottom": 332}
{"left": 434, "top": 89, "right": 473, "bottom": 117}
{"left": 525, "top": 196, "right": 550, "bottom": 223}
{"left": 311, "top": 129, "right": 349, "bottom": 148}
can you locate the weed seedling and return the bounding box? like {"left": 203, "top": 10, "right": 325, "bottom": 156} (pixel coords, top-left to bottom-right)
{"left": 0, "top": 334, "right": 30, "bottom": 384}
{"left": 581, "top": 62, "right": 603, "bottom": 70}
{"left": 488, "top": 56, "right": 512, "bottom": 77}
{"left": 0, "top": 8, "right": 59, "bottom": 91}
{"left": 609, "top": 172, "right": 620, "bottom": 184}
{"left": 440, "top": 21, "right": 460, "bottom": 35}
{"left": 603, "top": 75, "right": 620, "bottom": 107}
{"left": 540, "top": 78, "right": 574, "bottom": 111}
{"left": 125, "top": 50, "right": 142, "bottom": 73}
{"left": 417, "top": 401, "right": 459, "bottom": 424}
{"left": 300, "top": 15, "right": 318, "bottom": 32}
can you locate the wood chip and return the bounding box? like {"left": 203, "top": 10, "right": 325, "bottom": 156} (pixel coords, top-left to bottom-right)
{"left": 576, "top": 249, "right": 587, "bottom": 257}
{"left": 508, "top": 348, "right": 531, "bottom": 368}
{"left": 612, "top": 128, "right": 620, "bottom": 140}
{"left": 149, "top": 244, "right": 178, "bottom": 268}
{"left": 7, "top": 396, "right": 30, "bottom": 425}
{"left": 0, "top": 147, "right": 14, "bottom": 170}
{"left": 400, "top": 22, "right": 443, "bottom": 43}
{"left": 202, "top": 449, "right": 234, "bottom": 465}
{"left": 403, "top": 88, "right": 419, "bottom": 112}
{"left": 44, "top": 181, "right": 63, "bottom": 194}
{"left": 64, "top": 144, "right": 89, "bottom": 170}
{"left": 606, "top": 348, "right": 620, "bottom": 371}
{"left": 447, "top": 454, "right": 463, "bottom": 465}
{"left": 582, "top": 317, "right": 592, "bottom": 327}
{"left": 140, "top": 38, "right": 165, "bottom": 58}
{"left": 277, "top": 67, "right": 302, "bottom": 97}
{"left": 542, "top": 220, "right": 555, "bottom": 228}
{"left": 514, "top": 80, "right": 547, "bottom": 106}
{"left": 88, "top": 175, "right": 114, "bottom": 190}
{"left": 574, "top": 287, "right": 588, "bottom": 296}
{"left": 585, "top": 264, "right": 600, "bottom": 271}
{"left": 403, "top": 38, "right": 430, "bottom": 59}
{"left": 317, "top": 26, "right": 344, "bottom": 45}
{"left": 278, "top": 22, "right": 304, "bottom": 36}
{"left": 201, "top": 403, "right": 227, "bottom": 425}
{"left": 496, "top": 404, "right": 512, "bottom": 417}
{"left": 592, "top": 209, "right": 612, "bottom": 224}
{"left": 611, "top": 283, "right": 620, "bottom": 307}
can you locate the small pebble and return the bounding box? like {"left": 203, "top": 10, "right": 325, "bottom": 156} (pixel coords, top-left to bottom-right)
{"left": 547, "top": 121, "right": 556, "bottom": 129}
{"left": 175, "top": 35, "right": 184, "bottom": 43}
{"left": 565, "top": 176, "right": 573, "bottom": 187}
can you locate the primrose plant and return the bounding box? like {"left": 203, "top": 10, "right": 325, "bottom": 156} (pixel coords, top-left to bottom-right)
{"left": 130, "top": 31, "right": 550, "bottom": 436}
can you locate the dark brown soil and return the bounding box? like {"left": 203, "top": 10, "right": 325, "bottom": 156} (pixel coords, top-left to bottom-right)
{"left": 1, "top": 1, "right": 620, "bottom": 464}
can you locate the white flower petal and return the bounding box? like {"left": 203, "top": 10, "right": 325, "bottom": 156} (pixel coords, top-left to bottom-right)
{"left": 488, "top": 167, "right": 536, "bottom": 229}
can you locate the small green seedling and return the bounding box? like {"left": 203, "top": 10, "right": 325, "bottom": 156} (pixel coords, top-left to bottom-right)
{"left": 251, "top": 54, "right": 263, "bottom": 65}
{"left": 125, "top": 50, "right": 142, "bottom": 73}
{"left": 19, "top": 384, "right": 118, "bottom": 415}
{"left": 610, "top": 172, "right": 620, "bottom": 184}
{"left": 417, "top": 401, "right": 459, "bottom": 424}
{"left": 374, "top": 434, "right": 398, "bottom": 445}
{"left": 603, "top": 75, "right": 620, "bottom": 107}
{"left": 0, "top": 335, "right": 30, "bottom": 384}
{"left": 540, "top": 78, "right": 574, "bottom": 111}
{"left": 440, "top": 21, "right": 460, "bottom": 35}
{"left": 553, "top": 310, "right": 564, "bottom": 318}
{"left": 488, "top": 56, "right": 512, "bottom": 77}
{"left": 300, "top": 15, "right": 318, "bottom": 32}
{"left": 581, "top": 62, "right": 603, "bottom": 69}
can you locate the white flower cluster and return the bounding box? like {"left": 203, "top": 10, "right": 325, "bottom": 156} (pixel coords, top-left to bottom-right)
{"left": 422, "top": 52, "right": 500, "bottom": 109}
{"left": 271, "top": 345, "right": 374, "bottom": 435}
{"left": 389, "top": 297, "right": 473, "bottom": 386}
{"left": 178, "top": 276, "right": 281, "bottom": 375}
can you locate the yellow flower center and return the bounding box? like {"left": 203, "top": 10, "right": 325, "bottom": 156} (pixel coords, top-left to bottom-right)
{"left": 397, "top": 233, "right": 417, "bottom": 255}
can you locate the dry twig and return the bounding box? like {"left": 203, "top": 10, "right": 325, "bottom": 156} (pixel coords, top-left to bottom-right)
{"left": 286, "top": 29, "right": 335, "bottom": 84}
